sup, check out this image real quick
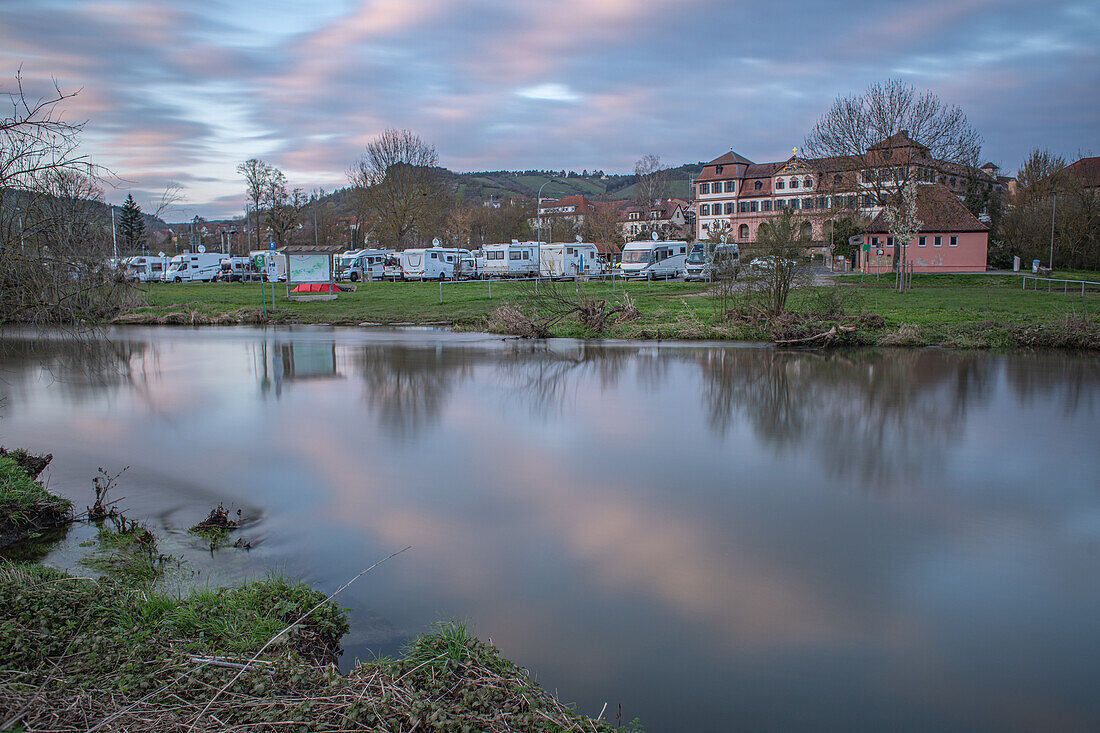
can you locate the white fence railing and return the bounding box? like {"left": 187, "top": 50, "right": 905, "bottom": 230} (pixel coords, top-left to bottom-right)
{"left": 1021, "top": 276, "right": 1100, "bottom": 296}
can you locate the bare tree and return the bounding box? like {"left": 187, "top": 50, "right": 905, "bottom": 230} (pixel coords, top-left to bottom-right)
{"left": 633, "top": 153, "right": 669, "bottom": 205}
{"left": 742, "top": 209, "right": 811, "bottom": 316}
{"left": 1, "top": 70, "right": 135, "bottom": 325}
{"left": 263, "top": 168, "right": 307, "bottom": 248}
{"left": 236, "top": 158, "right": 274, "bottom": 250}
{"left": 347, "top": 129, "right": 443, "bottom": 249}
{"left": 803, "top": 79, "right": 982, "bottom": 281}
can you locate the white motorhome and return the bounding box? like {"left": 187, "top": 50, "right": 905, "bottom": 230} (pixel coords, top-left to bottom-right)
{"left": 215, "top": 256, "right": 255, "bottom": 282}
{"left": 538, "top": 242, "right": 602, "bottom": 279}
{"left": 618, "top": 240, "right": 689, "bottom": 279}
{"left": 399, "top": 247, "right": 470, "bottom": 280}
{"left": 482, "top": 241, "right": 538, "bottom": 278}
{"left": 122, "top": 256, "right": 169, "bottom": 283}
{"left": 382, "top": 253, "right": 403, "bottom": 280}
{"left": 164, "top": 252, "right": 224, "bottom": 282}
{"left": 339, "top": 248, "right": 393, "bottom": 282}
{"left": 683, "top": 242, "right": 740, "bottom": 281}
{"left": 249, "top": 250, "right": 287, "bottom": 282}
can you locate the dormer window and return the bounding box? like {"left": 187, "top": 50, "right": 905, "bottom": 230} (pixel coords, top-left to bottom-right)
{"left": 834, "top": 174, "right": 843, "bottom": 185}
{"left": 804, "top": 178, "right": 813, "bottom": 188}
{"left": 754, "top": 180, "right": 762, "bottom": 190}
{"left": 775, "top": 180, "right": 785, "bottom": 190}
{"left": 716, "top": 165, "right": 723, "bottom": 174}
{"left": 790, "top": 179, "right": 800, "bottom": 189}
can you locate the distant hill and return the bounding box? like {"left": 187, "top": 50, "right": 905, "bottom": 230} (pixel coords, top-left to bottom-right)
{"left": 446, "top": 163, "right": 703, "bottom": 203}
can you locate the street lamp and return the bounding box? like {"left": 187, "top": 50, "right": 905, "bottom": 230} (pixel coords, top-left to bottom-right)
{"left": 536, "top": 178, "right": 560, "bottom": 244}
{"left": 1049, "top": 190, "right": 1057, "bottom": 273}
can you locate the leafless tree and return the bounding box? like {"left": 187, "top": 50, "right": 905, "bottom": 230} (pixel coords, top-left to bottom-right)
{"left": 347, "top": 129, "right": 444, "bottom": 249}
{"left": 633, "top": 153, "right": 669, "bottom": 205}
{"left": 741, "top": 209, "right": 812, "bottom": 316}
{"left": 1, "top": 70, "right": 136, "bottom": 325}
{"left": 803, "top": 79, "right": 982, "bottom": 279}
{"left": 236, "top": 158, "right": 274, "bottom": 250}
{"left": 262, "top": 168, "right": 307, "bottom": 248}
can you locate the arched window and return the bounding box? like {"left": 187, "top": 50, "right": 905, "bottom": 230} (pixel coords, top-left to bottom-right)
{"left": 800, "top": 221, "right": 813, "bottom": 240}
{"left": 754, "top": 180, "right": 762, "bottom": 190}
{"left": 739, "top": 224, "right": 749, "bottom": 239}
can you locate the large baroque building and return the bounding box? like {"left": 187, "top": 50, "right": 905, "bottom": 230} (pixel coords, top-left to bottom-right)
{"left": 693, "top": 133, "right": 1007, "bottom": 250}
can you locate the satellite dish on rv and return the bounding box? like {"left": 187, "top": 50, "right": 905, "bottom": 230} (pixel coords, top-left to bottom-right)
{"left": 432, "top": 237, "right": 440, "bottom": 247}
{"left": 575, "top": 235, "right": 583, "bottom": 243}
{"left": 512, "top": 239, "right": 519, "bottom": 244}
{"left": 651, "top": 232, "right": 659, "bottom": 241}
{"left": 197, "top": 245, "right": 206, "bottom": 253}
{"left": 158, "top": 251, "right": 165, "bottom": 258}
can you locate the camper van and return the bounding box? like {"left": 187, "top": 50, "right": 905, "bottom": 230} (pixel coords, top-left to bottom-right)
{"left": 538, "top": 242, "right": 602, "bottom": 279}
{"left": 618, "top": 240, "right": 689, "bottom": 279}
{"left": 249, "top": 250, "right": 287, "bottom": 282}
{"left": 214, "top": 256, "right": 255, "bottom": 282}
{"left": 399, "top": 247, "right": 471, "bottom": 280}
{"left": 683, "top": 242, "right": 740, "bottom": 281}
{"left": 382, "top": 253, "right": 403, "bottom": 280}
{"left": 339, "top": 248, "right": 393, "bottom": 282}
{"left": 121, "top": 256, "right": 169, "bottom": 283}
{"left": 164, "top": 253, "right": 224, "bottom": 282}
{"left": 482, "top": 241, "right": 539, "bottom": 278}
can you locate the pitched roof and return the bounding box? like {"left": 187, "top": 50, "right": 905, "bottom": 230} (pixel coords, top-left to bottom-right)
{"left": 1064, "top": 156, "right": 1100, "bottom": 188}
{"left": 707, "top": 150, "right": 754, "bottom": 166}
{"left": 866, "top": 184, "right": 989, "bottom": 234}
{"left": 868, "top": 130, "right": 927, "bottom": 152}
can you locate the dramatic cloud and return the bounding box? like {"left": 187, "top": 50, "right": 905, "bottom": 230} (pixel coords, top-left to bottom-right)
{"left": 2, "top": 0, "right": 1096, "bottom": 219}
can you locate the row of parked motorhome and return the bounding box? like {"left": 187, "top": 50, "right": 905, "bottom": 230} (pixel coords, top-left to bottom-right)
{"left": 120, "top": 240, "right": 741, "bottom": 284}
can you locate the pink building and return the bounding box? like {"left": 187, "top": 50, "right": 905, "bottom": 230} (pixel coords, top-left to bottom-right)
{"left": 857, "top": 185, "right": 989, "bottom": 274}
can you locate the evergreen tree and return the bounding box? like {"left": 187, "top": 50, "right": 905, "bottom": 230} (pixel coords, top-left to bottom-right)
{"left": 118, "top": 193, "right": 145, "bottom": 253}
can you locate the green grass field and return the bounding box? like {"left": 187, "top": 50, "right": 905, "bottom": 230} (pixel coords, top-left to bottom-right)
{"left": 126, "top": 271, "right": 1100, "bottom": 348}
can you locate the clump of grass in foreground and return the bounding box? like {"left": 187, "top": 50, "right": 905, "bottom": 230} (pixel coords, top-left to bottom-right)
{"left": 188, "top": 503, "right": 244, "bottom": 550}
{"left": 0, "top": 565, "right": 626, "bottom": 732}
{"left": 0, "top": 454, "right": 72, "bottom": 549}
{"left": 80, "top": 513, "right": 171, "bottom": 585}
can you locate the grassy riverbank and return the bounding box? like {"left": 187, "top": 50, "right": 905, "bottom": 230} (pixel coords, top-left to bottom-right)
{"left": 0, "top": 455, "right": 629, "bottom": 732}
{"left": 119, "top": 271, "right": 1100, "bottom": 349}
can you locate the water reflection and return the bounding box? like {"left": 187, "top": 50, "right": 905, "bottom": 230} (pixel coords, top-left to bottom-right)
{"left": 1, "top": 328, "right": 1098, "bottom": 733}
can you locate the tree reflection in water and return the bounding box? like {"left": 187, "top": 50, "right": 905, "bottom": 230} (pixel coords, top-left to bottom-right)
{"left": 692, "top": 348, "right": 1009, "bottom": 485}
{"left": 351, "top": 344, "right": 477, "bottom": 440}
{"left": 0, "top": 330, "right": 157, "bottom": 409}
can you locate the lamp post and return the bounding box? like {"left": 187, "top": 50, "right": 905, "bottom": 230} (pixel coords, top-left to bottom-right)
{"left": 536, "top": 178, "right": 559, "bottom": 244}
{"left": 1049, "top": 190, "right": 1057, "bottom": 273}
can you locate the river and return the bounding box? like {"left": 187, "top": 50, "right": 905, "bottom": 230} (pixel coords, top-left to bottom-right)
{"left": 1, "top": 326, "right": 1098, "bottom": 732}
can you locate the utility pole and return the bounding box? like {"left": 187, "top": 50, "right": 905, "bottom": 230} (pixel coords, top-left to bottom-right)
{"left": 110, "top": 203, "right": 117, "bottom": 260}
{"left": 1049, "top": 190, "right": 1057, "bottom": 273}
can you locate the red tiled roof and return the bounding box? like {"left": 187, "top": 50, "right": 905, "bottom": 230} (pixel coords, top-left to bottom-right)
{"left": 1065, "top": 156, "right": 1100, "bottom": 188}
{"left": 707, "top": 150, "right": 754, "bottom": 166}
{"left": 866, "top": 184, "right": 989, "bottom": 234}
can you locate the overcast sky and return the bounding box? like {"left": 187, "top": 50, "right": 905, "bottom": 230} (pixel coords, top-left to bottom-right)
{"left": 3, "top": 0, "right": 1097, "bottom": 220}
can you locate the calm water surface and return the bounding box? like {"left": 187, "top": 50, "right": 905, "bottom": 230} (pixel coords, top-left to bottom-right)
{"left": 1, "top": 327, "right": 1098, "bottom": 732}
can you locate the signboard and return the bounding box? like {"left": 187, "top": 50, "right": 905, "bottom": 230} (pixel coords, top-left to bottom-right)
{"left": 269, "top": 241, "right": 276, "bottom": 251}
{"left": 288, "top": 254, "right": 332, "bottom": 283}
{"left": 850, "top": 236, "right": 864, "bottom": 247}
{"left": 863, "top": 243, "right": 871, "bottom": 252}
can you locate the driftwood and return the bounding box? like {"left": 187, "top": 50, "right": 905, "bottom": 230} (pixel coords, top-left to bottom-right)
{"left": 774, "top": 325, "right": 856, "bottom": 348}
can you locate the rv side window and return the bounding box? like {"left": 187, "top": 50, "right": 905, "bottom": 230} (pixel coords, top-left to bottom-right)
{"left": 445, "top": 255, "right": 454, "bottom": 262}
{"left": 431, "top": 252, "right": 438, "bottom": 259}
{"left": 680, "top": 247, "right": 686, "bottom": 254}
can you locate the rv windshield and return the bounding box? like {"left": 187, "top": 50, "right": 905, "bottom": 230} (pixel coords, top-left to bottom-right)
{"left": 621, "top": 249, "right": 653, "bottom": 264}
{"left": 686, "top": 250, "right": 706, "bottom": 264}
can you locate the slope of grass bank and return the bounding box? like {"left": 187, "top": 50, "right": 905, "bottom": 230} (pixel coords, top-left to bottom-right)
{"left": 0, "top": 563, "right": 623, "bottom": 732}
{"left": 117, "top": 272, "right": 1100, "bottom": 349}
{"left": 0, "top": 452, "right": 71, "bottom": 552}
